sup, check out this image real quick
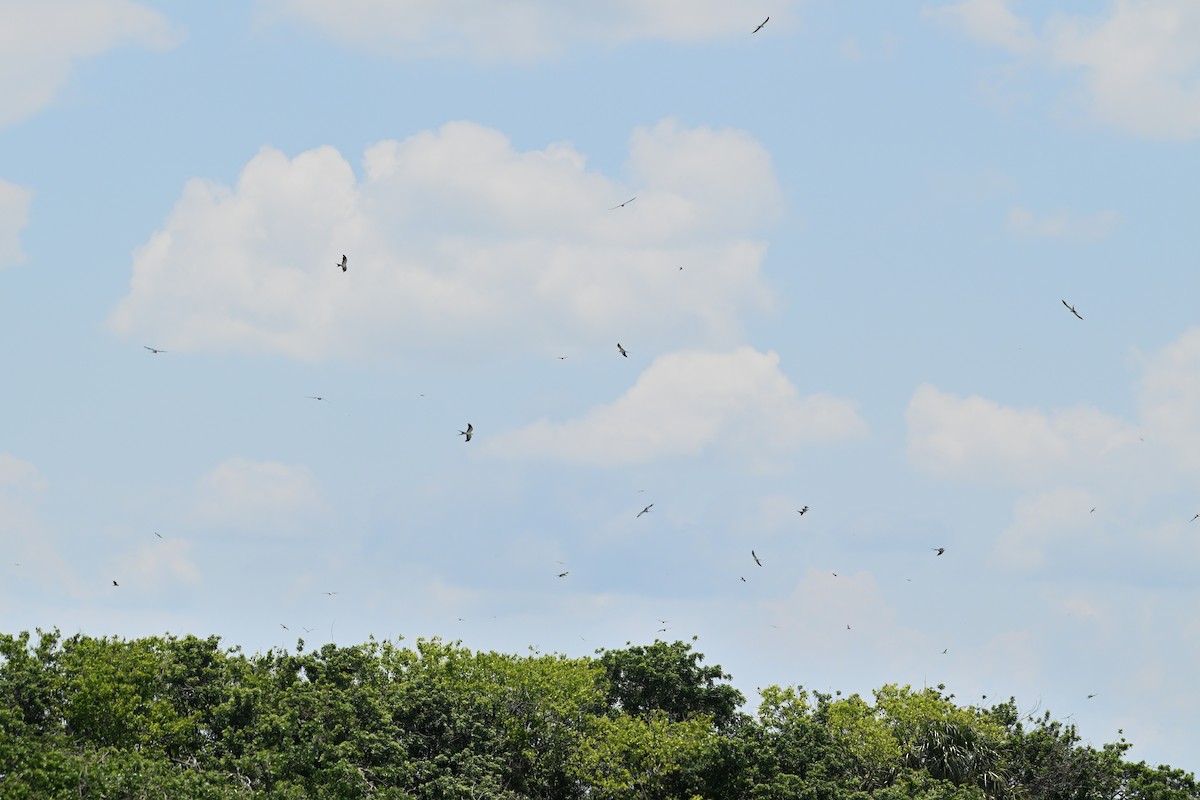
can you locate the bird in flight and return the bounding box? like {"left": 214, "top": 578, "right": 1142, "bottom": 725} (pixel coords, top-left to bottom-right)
{"left": 1087, "top": 693, "right": 1098, "bottom": 699}
{"left": 337, "top": 254, "right": 348, "bottom": 272}
{"left": 609, "top": 197, "right": 636, "bottom": 210}
{"left": 753, "top": 16, "right": 769, "bottom": 33}
{"left": 112, "top": 580, "right": 119, "bottom": 587}
{"left": 637, "top": 503, "right": 653, "bottom": 518}
{"left": 143, "top": 346, "right": 166, "bottom": 354}
{"left": 558, "top": 571, "right": 569, "bottom": 578}
{"left": 307, "top": 396, "right": 324, "bottom": 401}
{"left": 1191, "top": 514, "right": 1199, "bottom": 522}
{"left": 740, "top": 576, "right": 747, "bottom": 582}
{"left": 321, "top": 591, "right": 338, "bottom": 596}
{"left": 459, "top": 423, "right": 473, "bottom": 442}
{"left": 280, "top": 624, "right": 289, "bottom": 631}
{"left": 752, "top": 550, "right": 762, "bottom": 567}
{"left": 798, "top": 505, "right": 809, "bottom": 515}
{"left": 1062, "top": 300, "right": 1083, "bottom": 320}
{"left": 617, "top": 343, "right": 628, "bottom": 357}
{"left": 153, "top": 531, "right": 162, "bottom": 538}
{"left": 932, "top": 547, "right": 945, "bottom": 556}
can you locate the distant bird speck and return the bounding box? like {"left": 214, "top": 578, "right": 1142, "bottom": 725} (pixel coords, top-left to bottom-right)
{"left": 752, "top": 550, "right": 762, "bottom": 567}
{"left": 933, "top": 547, "right": 945, "bottom": 556}
{"left": 154, "top": 531, "right": 162, "bottom": 538}
{"left": 321, "top": 591, "right": 338, "bottom": 596}
{"left": 337, "top": 254, "right": 347, "bottom": 272}
{"left": 558, "top": 572, "right": 569, "bottom": 578}
{"left": 112, "top": 580, "right": 119, "bottom": 587}
{"left": 637, "top": 503, "right": 653, "bottom": 518}
{"left": 459, "top": 423, "right": 473, "bottom": 442}
{"left": 1087, "top": 693, "right": 1098, "bottom": 699}
{"left": 280, "top": 624, "right": 289, "bottom": 631}
{"left": 753, "top": 16, "right": 769, "bottom": 33}
{"left": 1191, "top": 514, "right": 1199, "bottom": 522}
{"left": 740, "top": 576, "right": 746, "bottom": 582}
{"left": 617, "top": 343, "right": 628, "bottom": 357}
{"left": 798, "top": 505, "right": 809, "bottom": 515}
{"left": 1062, "top": 300, "right": 1083, "bottom": 320}
{"left": 143, "top": 346, "right": 166, "bottom": 354}
{"left": 609, "top": 197, "right": 636, "bottom": 210}
{"left": 307, "top": 396, "right": 324, "bottom": 401}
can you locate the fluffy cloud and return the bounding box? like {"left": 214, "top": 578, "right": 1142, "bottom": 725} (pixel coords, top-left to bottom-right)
{"left": 929, "top": 0, "right": 1200, "bottom": 139}
{"left": 0, "top": 179, "right": 31, "bottom": 268}
{"left": 0, "top": 0, "right": 179, "bottom": 128}
{"left": 1005, "top": 206, "right": 1120, "bottom": 240}
{"left": 257, "top": 0, "right": 800, "bottom": 61}
{"left": 486, "top": 347, "right": 866, "bottom": 466}
{"left": 108, "top": 119, "right": 781, "bottom": 361}
{"left": 193, "top": 458, "right": 325, "bottom": 535}
{"left": 906, "top": 384, "right": 1140, "bottom": 484}
{"left": 117, "top": 538, "right": 202, "bottom": 590}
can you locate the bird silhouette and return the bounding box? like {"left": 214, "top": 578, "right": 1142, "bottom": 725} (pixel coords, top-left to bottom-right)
{"left": 1062, "top": 300, "right": 1083, "bottom": 320}
{"left": 459, "top": 423, "right": 473, "bottom": 442}
{"left": 752, "top": 550, "right": 762, "bottom": 567}
{"left": 280, "top": 624, "right": 289, "bottom": 631}
{"left": 337, "top": 254, "right": 347, "bottom": 272}
{"left": 307, "top": 396, "right": 324, "bottom": 401}
{"left": 558, "top": 572, "right": 569, "bottom": 578}
{"left": 1087, "top": 693, "right": 1098, "bottom": 699}
{"left": 143, "top": 346, "right": 166, "bottom": 354}
{"left": 617, "top": 343, "right": 628, "bottom": 357}
{"left": 753, "top": 16, "right": 769, "bottom": 33}
{"left": 932, "top": 547, "right": 945, "bottom": 556}
{"left": 112, "top": 580, "right": 119, "bottom": 587}
{"left": 609, "top": 197, "right": 636, "bottom": 210}
{"left": 153, "top": 532, "right": 162, "bottom": 538}
{"left": 637, "top": 503, "right": 653, "bottom": 518}
{"left": 1191, "top": 514, "right": 1199, "bottom": 522}
{"left": 798, "top": 505, "right": 809, "bottom": 515}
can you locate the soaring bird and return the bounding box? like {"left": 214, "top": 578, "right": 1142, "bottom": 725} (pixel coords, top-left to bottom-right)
{"left": 1062, "top": 300, "right": 1083, "bottom": 320}
{"left": 617, "top": 343, "right": 628, "bottom": 357}
{"left": 112, "top": 580, "right": 119, "bottom": 587}
{"left": 752, "top": 550, "right": 762, "bottom": 567}
{"left": 753, "top": 16, "right": 769, "bottom": 33}
{"left": 609, "top": 197, "right": 636, "bottom": 210}
{"left": 637, "top": 503, "right": 653, "bottom": 518}
{"left": 1191, "top": 514, "right": 1199, "bottom": 522}
{"left": 459, "top": 423, "right": 473, "bottom": 442}
{"left": 1087, "top": 693, "right": 1098, "bottom": 699}
{"left": 321, "top": 591, "right": 338, "bottom": 596}
{"left": 154, "top": 532, "right": 162, "bottom": 539}
{"left": 798, "top": 505, "right": 809, "bottom": 515}
{"left": 143, "top": 346, "right": 167, "bottom": 354}
{"left": 280, "top": 624, "right": 289, "bottom": 631}
{"left": 307, "top": 396, "right": 324, "bottom": 401}
{"left": 933, "top": 547, "right": 945, "bottom": 556}
{"left": 558, "top": 571, "right": 569, "bottom": 578}
{"left": 337, "top": 254, "right": 348, "bottom": 272}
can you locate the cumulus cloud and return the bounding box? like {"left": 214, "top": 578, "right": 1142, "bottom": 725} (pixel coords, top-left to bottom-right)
{"left": 925, "top": 0, "right": 1035, "bottom": 54}
{"left": 193, "top": 458, "right": 325, "bottom": 535}
{"left": 929, "top": 0, "right": 1200, "bottom": 139}
{"left": 108, "top": 119, "right": 781, "bottom": 361}
{"left": 906, "top": 384, "right": 1140, "bottom": 484}
{"left": 1137, "top": 327, "right": 1200, "bottom": 468}
{"left": 1005, "top": 205, "right": 1120, "bottom": 240}
{"left": 486, "top": 347, "right": 866, "bottom": 466}
{"left": 0, "top": 179, "right": 31, "bottom": 267}
{"left": 0, "top": 0, "right": 180, "bottom": 128}
{"left": 257, "top": 0, "right": 801, "bottom": 61}
{"left": 117, "top": 538, "right": 202, "bottom": 590}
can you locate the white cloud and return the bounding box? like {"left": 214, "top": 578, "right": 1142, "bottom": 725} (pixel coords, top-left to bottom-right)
{"left": 906, "top": 384, "right": 1140, "bottom": 484}
{"left": 925, "top": 0, "right": 1035, "bottom": 54}
{"left": 991, "top": 487, "right": 1094, "bottom": 569}
{"left": 108, "top": 119, "right": 780, "bottom": 361}
{"left": 257, "top": 0, "right": 801, "bottom": 61}
{"left": 1005, "top": 205, "right": 1120, "bottom": 240}
{"left": 0, "top": 179, "right": 31, "bottom": 267}
{"left": 486, "top": 347, "right": 866, "bottom": 466}
{"left": 1137, "top": 328, "right": 1200, "bottom": 469}
{"left": 193, "top": 458, "right": 325, "bottom": 535}
{"left": 929, "top": 0, "right": 1200, "bottom": 139}
{"left": 117, "top": 538, "right": 202, "bottom": 590}
{"left": 0, "top": 0, "right": 180, "bottom": 128}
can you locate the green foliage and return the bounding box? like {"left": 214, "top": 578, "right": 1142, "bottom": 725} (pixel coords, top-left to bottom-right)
{"left": 0, "top": 630, "right": 1196, "bottom": 800}
{"left": 597, "top": 638, "right": 743, "bottom": 729}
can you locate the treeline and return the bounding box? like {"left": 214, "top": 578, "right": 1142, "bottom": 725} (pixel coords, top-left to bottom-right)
{"left": 0, "top": 631, "right": 1194, "bottom": 799}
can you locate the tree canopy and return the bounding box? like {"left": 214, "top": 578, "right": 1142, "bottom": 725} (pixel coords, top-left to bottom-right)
{"left": 0, "top": 629, "right": 1192, "bottom": 799}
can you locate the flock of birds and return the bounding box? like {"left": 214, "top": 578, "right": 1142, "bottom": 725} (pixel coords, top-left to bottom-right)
{"left": 108, "top": 15, "right": 1139, "bottom": 708}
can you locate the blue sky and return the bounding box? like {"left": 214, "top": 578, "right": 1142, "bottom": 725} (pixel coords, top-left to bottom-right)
{"left": 3, "top": 0, "right": 1200, "bottom": 771}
